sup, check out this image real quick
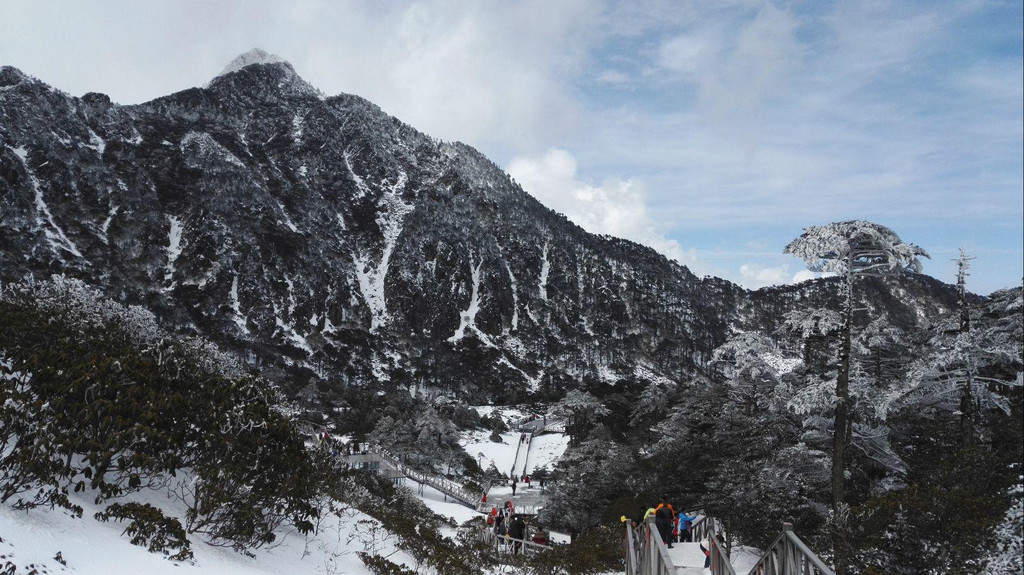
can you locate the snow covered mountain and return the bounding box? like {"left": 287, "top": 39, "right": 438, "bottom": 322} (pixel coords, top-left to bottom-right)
{"left": 0, "top": 52, "right": 961, "bottom": 408}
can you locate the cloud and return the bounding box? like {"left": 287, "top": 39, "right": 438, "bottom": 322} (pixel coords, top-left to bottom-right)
{"left": 595, "top": 69, "right": 632, "bottom": 87}
{"left": 653, "top": 3, "right": 800, "bottom": 128}
{"left": 1, "top": 0, "right": 1019, "bottom": 292}
{"left": 506, "top": 148, "right": 703, "bottom": 272}
{"left": 0, "top": 0, "right": 602, "bottom": 159}
{"left": 734, "top": 263, "right": 836, "bottom": 290}
{"left": 738, "top": 263, "right": 790, "bottom": 289}
{"left": 791, "top": 270, "right": 820, "bottom": 285}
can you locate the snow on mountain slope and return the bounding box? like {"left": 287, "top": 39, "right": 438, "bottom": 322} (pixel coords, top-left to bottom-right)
{"left": 526, "top": 433, "right": 569, "bottom": 473}
{"left": 0, "top": 491, "right": 408, "bottom": 575}
{"left": 0, "top": 51, "right": 963, "bottom": 412}
{"left": 459, "top": 413, "right": 569, "bottom": 478}
{"left": 218, "top": 49, "right": 286, "bottom": 77}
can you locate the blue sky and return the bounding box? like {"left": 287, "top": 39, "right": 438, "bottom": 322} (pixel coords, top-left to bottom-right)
{"left": 2, "top": 0, "right": 1021, "bottom": 293}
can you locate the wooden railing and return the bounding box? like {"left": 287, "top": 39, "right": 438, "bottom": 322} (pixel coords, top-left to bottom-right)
{"left": 512, "top": 431, "right": 534, "bottom": 479}
{"left": 476, "top": 524, "right": 552, "bottom": 557}
{"left": 368, "top": 444, "right": 481, "bottom": 508}
{"left": 689, "top": 515, "right": 736, "bottom": 575}
{"left": 624, "top": 520, "right": 640, "bottom": 575}
{"left": 622, "top": 515, "right": 830, "bottom": 575}
{"left": 545, "top": 420, "right": 566, "bottom": 433}
{"left": 747, "top": 523, "right": 835, "bottom": 575}
{"left": 627, "top": 517, "right": 675, "bottom": 575}
{"left": 709, "top": 535, "right": 738, "bottom": 575}
{"left": 509, "top": 433, "right": 526, "bottom": 478}
{"left": 474, "top": 479, "right": 494, "bottom": 512}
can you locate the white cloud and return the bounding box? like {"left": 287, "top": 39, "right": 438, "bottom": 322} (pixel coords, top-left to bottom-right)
{"left": 791, "top": 270, "right": 820, "bottom": 284}
{"left": 0, "top": 0, "right": 601, "bottom": 159}
{"left": 507, "top": 149, "right": 702, "bottom": 272}
{"left": 731, "top": 263, "right": 836, "bottom": 290}
{"left": 653, "top": 3, "right": 800, "bottom": 128}
{"left": 0, "top": 0, "right": 1019, "bottom": 292}
{"left": 738, "top": 263, "right": 789, "bottom": 289}
{"left": 595, "top": 69, "right": 632, "bottom": 87}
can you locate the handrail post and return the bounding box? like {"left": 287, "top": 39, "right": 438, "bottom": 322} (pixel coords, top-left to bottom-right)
{"left": 782, "top": 522, "right": 793, "bottom": 575}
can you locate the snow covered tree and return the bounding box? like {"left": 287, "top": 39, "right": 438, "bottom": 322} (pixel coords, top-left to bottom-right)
{"left": 711, "top": 332, "right": 795, "bottom": 414}
{"left": 701, "top": 332, "right": 828, "bottom": 546}
{"left": 896, "top": 252, "right": 1021, "bottom": 446}
{"left": 555, "top": 390, "right": 610, "bottom": 448}
{"left": 539, "top": 436, "right": 631, "bottom": 535}
{"left": 368, "top": 403, "right": 463, "bottom": 472}
{"left": 629, "top": 379, "right": 680, "bottom": 437}
{"left": 786, "top": 220, "right": 928, "bottom": 575}
{"left": 982, "top": 480, "right": 1024, "bottom": 575}
{"left": 0, "top": 278, "right": 323, "bottom": 553}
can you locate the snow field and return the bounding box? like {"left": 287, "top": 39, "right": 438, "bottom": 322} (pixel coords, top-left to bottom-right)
{"left": 0, "top": 486, "right": 412, "bottom": 575}
{"left": 0, "top": 407, "right": 569, "bottom": 575}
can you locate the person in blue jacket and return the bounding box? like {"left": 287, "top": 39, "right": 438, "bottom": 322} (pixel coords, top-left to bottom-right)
{"left": 677, "top": 511, "right": 697, "bottom": 542}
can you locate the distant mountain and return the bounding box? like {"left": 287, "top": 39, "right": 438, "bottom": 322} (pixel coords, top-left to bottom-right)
{"left": 0, "top": 52, "right": 963, "bottom": 411}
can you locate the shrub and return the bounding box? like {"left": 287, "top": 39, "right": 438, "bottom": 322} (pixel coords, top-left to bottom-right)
{"left": 95, "top": 502, "right": 193, "bottom": 561}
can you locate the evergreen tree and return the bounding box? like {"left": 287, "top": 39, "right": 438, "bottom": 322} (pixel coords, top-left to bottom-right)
{"left": 555, "top": 390, "right": 609, "bottom": 448}
{"left": 785, "top": 220, "right": 928, "bottom": 575}
{"left": 897, "top": 252, "right": 1021, "bottom": 445}
{"left": 0, "top": 278, "right": 324, "bottom": 553}
{"left": 539, "top": 435, "right": 631, "bottom": 535}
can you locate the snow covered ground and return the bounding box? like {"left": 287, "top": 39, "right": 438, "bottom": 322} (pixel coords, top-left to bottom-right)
{"left": 462, "top": 429, "right": 523, "bottom": 476}
{"left": 0, "top": 489, "right": 411, "bottom": 575}
{"left": 461, "top": 405, "right": 568, "bottom": 479}
{"left": 415, "top": 483, "right": 481, "bottom": 525}
{"left": 526, "top": 432, "right": 570, "bottom": 474}
{"left": 0, "top": 410, "right": 571, "bottom": 575}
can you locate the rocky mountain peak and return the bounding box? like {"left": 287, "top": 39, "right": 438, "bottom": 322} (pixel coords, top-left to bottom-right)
{"left": 0, "top": 56, "right": 965, "bottom": 408}
{"left": 218, "top": 48, "right": 288, "bottom": 77}
{"left": 207, "top": 48, "right": 321, "bottom": 99}
{"left": 0, "top": 66, "right": 30, "bottom": 88}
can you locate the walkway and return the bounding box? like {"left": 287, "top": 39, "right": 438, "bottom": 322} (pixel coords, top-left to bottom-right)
{"left": 510, "top": 432, "right": 533, "bottom": 479}
{"left": 624, "top": 515, "right": 834, "bottom": 575}
{"left": 342, "top": 444, "right": 485, "bottom": 510}
{"left": 668, "top": 542, "right": 710, "bottom": 574}
{"left": 509, "top": 415, "right": 565, "bottom": 480}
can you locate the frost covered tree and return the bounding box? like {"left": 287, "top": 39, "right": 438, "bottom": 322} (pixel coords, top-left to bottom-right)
{"left": 712, "top": 332, "right": 794, "bottom": 414}
{"left": 703, "top": 332, "right": 825, "bottom": 547}
{"left": 982, "top": 480, "right": 1024, "bottom": 575}
{"left": 368, "top": 403, "right": 463, "bottom": 472}
{"left": 539, "top": 436, "right": 630, "bottom": 535}
{"left": 785, "top": 220, "right": 928, "bottom": 575}
{"left": 897, "top": 251, "right": 1022, "bottom": 446}
{"left": 555, "top": 390, "right": 610, "bottom": 448}
{"left": 0, "top": 277, "right": 322, "bottom": 552}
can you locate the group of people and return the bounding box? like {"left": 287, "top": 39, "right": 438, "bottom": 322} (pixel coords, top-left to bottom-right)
{"left": 484, "top": 502, "right": 549, "bottom": 554}
{"left": 317, "top": 430, "right": 366, "bottom": 456}
{"left": 625, "top": 501, "right": 709, "bottom": 568}
{"left": 643, "top": 501, "right": 697, "bottom": 548}
{"left": 522, "top": 413, "right": 547, "bottom": 426}
{"left": 509, "top": 474, "right": 544, "bottom": 495}
{"left": 618, "top": 501, "right": 708, "bottom": 568}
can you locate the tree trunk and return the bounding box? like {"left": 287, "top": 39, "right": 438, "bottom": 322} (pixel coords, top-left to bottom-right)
{"left": 957, "top": 262, "right": 976, "bottom": 448}
{"left": 832, "top": 271, "right": 854, "bottom": 575}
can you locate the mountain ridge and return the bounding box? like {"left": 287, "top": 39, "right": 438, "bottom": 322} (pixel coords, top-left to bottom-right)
{"left": 0, "top": 53, "right": 963, "bottom": 414}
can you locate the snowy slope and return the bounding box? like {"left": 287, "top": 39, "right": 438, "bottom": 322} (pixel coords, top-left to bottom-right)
{"left": 0, "top": 420, "right": 569, "bottom": 575}
{"left": 0, "top": 492, "right": 411, "bottom": 575}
